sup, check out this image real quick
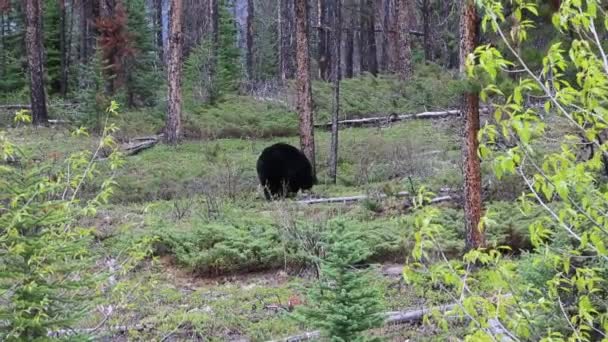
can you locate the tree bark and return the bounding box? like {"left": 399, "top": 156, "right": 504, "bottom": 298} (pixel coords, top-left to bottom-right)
{"left": 24, "top": 0, "right": 48, "bottom": 125}
{"left": 279, "top": 0, "right": 295, "bottom": 80}
{"left": 344, "top": 18, "right": 354, "bottom": 78}
{"left": 386, "top": 0, "right": 398, "bottom": 73}
{"left": 421, "top": 0, "right": 433, "bottom": 61}
{"left": 329, "top": 0, "right": 341, "bottom": 183}
{"left": 360, "top": 0, "right": 378, "bottom": 75}
{"left": 459, "top": 0, "right": 484, "bottom": 250}
{"left": 295, "top": 0, "right": 316, "bottom": 175}
{"left": 246, "top": 0, "right": 254, "bottom": 80}
{"left": 59, "top": 0, "right": 68, "bottom": 97}
{"left": 377, "top": 0, "right": 388, "bottom": 72}
{"left": 396, "top": 0, "right": 413, "bottom": 79}
{"left": 316, "top": 0, "right": 330, "bottom": 80}
{"left": 155, "top": 0, "right": 163, "bottom": 63}
{"left": 164, "top": 0, "right": 183, "bottom": 144}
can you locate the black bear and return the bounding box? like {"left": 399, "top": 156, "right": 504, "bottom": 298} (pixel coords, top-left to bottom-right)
{"left": 256, "top": 143, "right": 316, "bottom": 200}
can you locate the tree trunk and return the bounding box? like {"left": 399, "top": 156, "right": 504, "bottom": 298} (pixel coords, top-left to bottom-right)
{"left": 164, "top": 0, "right": 183, "bottom": 144}
{"left": 24, "top": 0, "right": 48, "bottom": 125}
{"left": 279, "top": 0, "right": 295, "bottom": 80}
{"left": 246, "top": 0, "right": 254, "bottom": 80}
{"left": 155, "top": 0, "right": 163, "bottom": 62}
{"left": 1, "top": 11, "right": 5, "bottom": 80}
{"left": 377, "top": 0, "right": 388, "bottom": 72}
{"left": 329, "top": 0, "right": 341, "bottom": 183}
{"left": 317, "top": 0, "right": 331, "bottom": 80}
{"left": 295, "top": 0, "right": 316, "bottom": 175}
{"left": 79, "top": 0, "right": 95, "bottom": 63}
{"left": 360, "top": 0, "right": 378, "bottom": 75}
{"left": 421, "top": 0, "right": 432, "bottom": 61}
{"left": 344, "top": 22, "right": 353, "bottom": 78}
{"left": 459, "top": 0, "right": 484, "bottom": 250}
{"left": 59, "top": 0, "right": 68, "bottom": 97}
{"left": 385, "top": 0, "right": 398, "bottom": 73}
{"left": 396, "top": 0, "right": 413, "bottom": 79}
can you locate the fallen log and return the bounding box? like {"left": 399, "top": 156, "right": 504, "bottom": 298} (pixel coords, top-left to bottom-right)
{"left": 120, "top": 134, "right": 163, "bottom": 156}
{"left": 268, "top": 303, "right": 458, "bottom": 342}
{"left": 297, "top": 192, "right": 454, "bottom": 206}
{"left": 0, "top": 104, "right": 31, "bottom": 110}
{"left": 314, "top": 109, "right": 461, "bottom": 129}
{"left": 297, "top": 191, "right": 410, "bottom": 205}
{"left": 314, "top": 107, "right": 494, "bottom": 129}
{"left": 48, "top": 119, "right": 71, "bottom": 125}
{"left": 269, "top": 300, "right": 515, "bottom": 342}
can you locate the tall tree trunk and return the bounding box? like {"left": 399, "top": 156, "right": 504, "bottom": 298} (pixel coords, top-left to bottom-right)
{"left": 459, "top": 0, "right": 484, "bottom": 250}
{"left": 396, "top": 0, "right": 413, "bottom": 79}
{"left": 317, "top": 0, "right": 330, "bottom": 80}
{"left": 279, "top": 0, "right": 295, "bottom": 80}
{"left": 164, "top": 0, "right": 183, "bottom": 144}
{"left": 329, "top": 0, "right": 341, "bottom": 183}
{"left": 25, "top": 0, "right": 48, "bottom": 125}
{"left": 360, "top": 0, "right": 377, "bottom": 75}
{"left": 344, "top": 12, "right": 353, "bottom": 79}
{"left": 421, "top": 0, "right": 432, "bottom": 61}
{"left": 79, "top": 0, "right": 95, "bottom": 63}
{"left": 155, "top": 0, "right": 163, "bottom": 62}
{"left": 79, "top": 0, "right": 88, "bottom": 62}
{"left": 295, "top": 0, "right": 316, "bottom": 175}
{"left": 246, "top": 0, "right": 254, "bottom": 80}
{"left": 59, "top": 0, "right": 68, "bottom": 97}
{"left": 387, "top": 0, "right": 399, "bottom": 73}
{"left": 1, "top": 11, "right": 5, "bottom": 80}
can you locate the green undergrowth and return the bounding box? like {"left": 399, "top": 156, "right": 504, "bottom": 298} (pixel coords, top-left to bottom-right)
{"left": 99, "top": 196, "right": 547, "bottom": 277}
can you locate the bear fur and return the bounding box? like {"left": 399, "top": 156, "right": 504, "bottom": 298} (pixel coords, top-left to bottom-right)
{"left": 256, "top": 143, "right": 316, "bottom": 200}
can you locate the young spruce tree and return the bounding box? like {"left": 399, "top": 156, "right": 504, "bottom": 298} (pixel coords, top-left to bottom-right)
{"left": 298, "top": 221, "right": 384, "bottom": 341}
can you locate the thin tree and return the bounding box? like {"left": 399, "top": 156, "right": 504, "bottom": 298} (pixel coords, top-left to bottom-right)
{"left": 459, "top": 0, "right": 484, "bottom": 249}
{"left": 155, "top": 0, "right": 163, "bottom": 62}
{"left": 317, "top": 0, "right": 330, "bottom": 80}
{"left": 396, "top": 0, "right": 413, "bottom": 79}
{"left": 420, "top": 0, "right": 433, "bottom": 61}
{"left": 343, "top": 5, "right": 354, "bottom": 78}
{"left": 295, "top": 0, "right": 316, "bottom": 176}
{"left": 360, "top": 0, "right": 378, "bottom": 75}
{"left": 164, "top": 0, "right": 183, "bottom": 143}
{"left": 329, "top": 0, "right": 342, "bottom": 183}
{"left": 59, "top": 0, "right": 68, "bottom": 96}
{"left": 278, "top": 0, "right": 295, "bottom": 80}
{"left": 246, "top": 0, "right": 254, "bottom": 80}
{"left": 24, "top": 0, "right": 48, "bottom": 125}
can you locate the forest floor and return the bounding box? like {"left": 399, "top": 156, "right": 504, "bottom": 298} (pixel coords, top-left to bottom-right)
{"left": 2, "top": 71, "right": 567, "bottom": 340}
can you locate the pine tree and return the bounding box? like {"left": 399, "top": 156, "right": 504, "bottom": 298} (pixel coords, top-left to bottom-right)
{"left": 215, "top": 0, "right": 241, "bottom": 95}
{"left": 298, "top": 222, "right": 384, "bottom": 341}
{"left": 42, "top": 0, "right": 62, "bottom": 94}
{"left": 123, "top": 0, "right": 161, "bottom": 107}
{"left": 0, "top": 2, "right": 26, "bottom": 94}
